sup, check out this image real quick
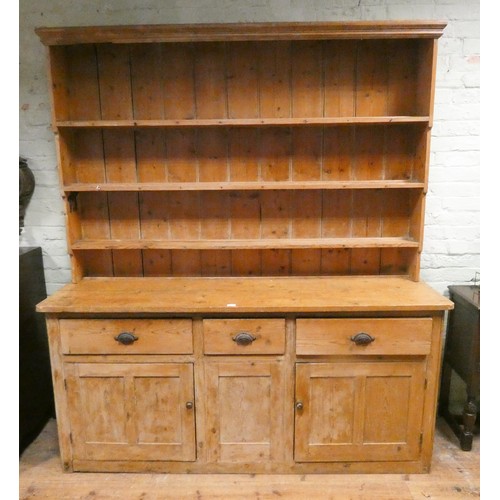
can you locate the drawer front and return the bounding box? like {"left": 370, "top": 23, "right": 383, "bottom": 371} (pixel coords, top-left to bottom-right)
{"left": 203, "top": 319, "right": 285, "bottom": 355}
{"left": 60, "top": 319, "right": 193, "bottom": 355}
{"left": 296, "top": 318, "right": 432, "bottom": 356}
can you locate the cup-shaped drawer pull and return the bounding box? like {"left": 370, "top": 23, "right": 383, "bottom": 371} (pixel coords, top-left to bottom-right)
{"left": 232, "top": 331, "right": 256, "bottom": 346}
{"left": 114, "top": 332, "right": 138, "bottom": 345}
{"left": 350, "top": 332, "right": 375, "bottom": 346}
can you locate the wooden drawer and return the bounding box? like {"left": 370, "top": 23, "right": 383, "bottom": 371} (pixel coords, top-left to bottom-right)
{"left": 60, "top": 319, "right": 193, "bottom": 355}
{"left": 203, "top": 319, "right": 285, "bottom": 355}
{"left": 296, "top": 318, "right": 432, "bottom": 356}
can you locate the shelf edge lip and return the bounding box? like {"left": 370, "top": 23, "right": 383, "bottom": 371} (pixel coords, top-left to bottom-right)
{"left": 54, "top": 117, "right": 430, "bottom": 128}
{"left": 36, "top": 304, "right": 454, "bottom": 314}
{"left": 35, "top": 21, "right": 447, "bottom": 45}
{"left": 62, "top": 181, "right": 426, "bottom": 192}
{"left": 70, "top": 237, "right": 420, "bottom": 251}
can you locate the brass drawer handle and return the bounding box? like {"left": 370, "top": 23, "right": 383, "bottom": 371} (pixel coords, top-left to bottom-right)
{"left": 114, "top": 332, "right": 138, "bottom": 345}
{"left": 350, "top": 332, "right": 375, "bottom": 346}
{"left": 186, "top": 401, "right": 194, "bottom": 410}
{"left": 232, "top": 332, "right": 256, "bottom": 346}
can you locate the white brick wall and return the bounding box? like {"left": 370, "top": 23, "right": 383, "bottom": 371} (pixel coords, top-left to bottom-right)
{"left": 19, "top": 0, "right": 480, "bottom": 296}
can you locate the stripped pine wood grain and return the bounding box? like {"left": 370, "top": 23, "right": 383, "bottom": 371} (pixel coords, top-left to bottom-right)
{"left": 62, "top": 180, "right": 426, "bottom": 192}
{"left": 162, "top": 43, "right": 196, "bottom": 120}
{"left": 48, "top": 45, "right": 70, "bottom": 122}
{"left": 386, "top": 39, "right": 418, "bottom": 116}
{"left": 36, "top": 276, "right": 453, "bottom": 314}
{"left": 107, "top": 193, "right": 143, "bottom": 276}
{"left": 323, "top": 40, "right": 356, "bottom": 117}
{"left": 78, "top": 191, "right": 113, "bottom": 276}
{"left": 258, "top": 41, "right": 291, "bottom": 118}
{"left": 65, "top": 45, "right": 101, "bottom": 121}
{"left": 70, "top": 236, "right": 419, "bottom": 251}
{"left": 96, "top": 44, "right": 133, "bottom": 121}
{"left": 194, "top": 42, "right": 227, "bottom": 119}
{"left": 226, "top": 42, "right": 260, "bottom": 119}
{"left": 291, "top": 128, "right": 322, "bottom": 181}
{"left": 356, "top": 40, "right": 388, "bottom": 117}
{"left": 228, "top": 128, "right": 260, "bottom": 182}
{"left": 55, "top": 116, "right": 430, "bottom": 127}
{"left": 322, "top": 126, "right": 353, "bottom": 181}
{"left": 291, "top": 41, "right": 323, "bottom": 118}
{"left": 130, "top": 43, "right": 164, "bottom": 120}
{"left": 385, "top": 126, "right": 415, "bottom": 181}
{"left": 291, "top": 191, "right": 322, "bottom": 275}
{"left": 129, "top": 43, "right": 171, "bottom": 272}
{"left": 96, "top": 47, "right": 143, "bottom": 276}
{"left": 166, "top": 129, "right": 198, "bottom": 183}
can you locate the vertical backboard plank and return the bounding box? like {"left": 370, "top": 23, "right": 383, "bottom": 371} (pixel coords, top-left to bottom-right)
{"left": 226, "top": 42, "right": 259, "bottom": 119}
{"left": 96, "top": 44, "right": 133, "bottom": 120}
{"left": 66, "top": 44, "right": 101, "bottom": 121}
{"left": 73, "top": 130, "right": 106, "bottom": 184}
{"left": 356, "top": 40, "right": 388, "bottom": 117}
{"left": 385, "top": 126, "right": 414, "bottom": 181}
{"left": 258, "top": 41, "right": 292, "bottom": 118}
{"left": 323, "top": 40, "right": 356, "bottom": 117}
{"left": 197, "top": 129, "right": 228, "bottom": 182}
{"left": 322, "top": 126, "right": 353, "bottom": 181}
{"left": 228, "top": 128, "right": 259, "bottom": 182}
{"left": 162, "top": 43, "right": 196, "bottom": 119}
{"left": 291, "top": 41, "right": 323, "bottom": 118}
{"left": 353, "top": 126, "right": 385, "bottom": 181}
{"left": 292, "top": 128, "right": 322, "bottom": 181}
{"left": 108, "top": 192, "right": 143, "bottom": 276}
{"left": 102, "top": 130, "right": 137, "bottom": 183}
{"left": 78, "top": 192, "right": 113, "bottom": 275}
{"left": 135, "top": 129, "right": 168, "bottom": 183}
{"left": 261, "top": 191, "right": 291, "bottom": 274}
{"left": 166, "top": 129, "right": 198, "bottom": 183}
{"left": 386, "top": 39, "right": 418, "bottom": 116}
{"left": 260, "top": 128, "right": 291, "bottom": 182}
{"left": 194, "top": 42, "right": 227, "bottom": 119}
{"left": 230, "top": 191, "right": 262, "bottom": 275}
{"left": 130, "top": 43, "right": 164, "bottom": 120}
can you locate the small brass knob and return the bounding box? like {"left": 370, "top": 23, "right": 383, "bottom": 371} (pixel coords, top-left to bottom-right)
{"left": 296, "top": 401, "right": 304, "bottom": 411}
{"left": 186, "top": 401, "right": 194, "bottom": 410}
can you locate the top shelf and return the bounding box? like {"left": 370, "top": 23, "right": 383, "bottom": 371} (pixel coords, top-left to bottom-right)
{"left": 55, "top": 117, "right": 430, "bottom": 129}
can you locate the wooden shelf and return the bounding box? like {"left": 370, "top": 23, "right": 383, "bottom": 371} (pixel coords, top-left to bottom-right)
{"left": 55, "top": 117, "right": 430, "bottom": 129}
{"left": 63, "top": 180, "right": 425, "bottom": 192}
{"left": 71, "top": 237, "right": 419, "bottom": 251}
{"left": 41, "top": 23, "right": 440, "bottom": 280}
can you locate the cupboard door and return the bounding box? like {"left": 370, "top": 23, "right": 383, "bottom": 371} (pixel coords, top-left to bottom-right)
{"left": 205, "top": 360, "right": 286, "bottom": 463}
{"left": 66, "top": 363, "right": 196, "bottom": 462}
{"left": 294, "top": 361, "right": 425, "bottom": 462}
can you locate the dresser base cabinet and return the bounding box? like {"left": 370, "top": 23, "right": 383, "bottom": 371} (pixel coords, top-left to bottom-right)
{"left": 38, "top": 276, "right": 452, "bottom": 474}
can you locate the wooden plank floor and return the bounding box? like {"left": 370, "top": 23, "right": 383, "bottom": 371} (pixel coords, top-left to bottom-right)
{"left": 20, "top": 417, "right": 479, "bottom": 499}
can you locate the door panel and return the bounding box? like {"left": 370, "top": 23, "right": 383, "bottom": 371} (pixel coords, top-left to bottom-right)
{"left": 66, "top": 363, "right": 196, "bottom": 462}
{"left": 205, "top": 360, "right": 286, "bottom": 464}
{"left": 295, "top": 361, "right": 425, "bottom": 462}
